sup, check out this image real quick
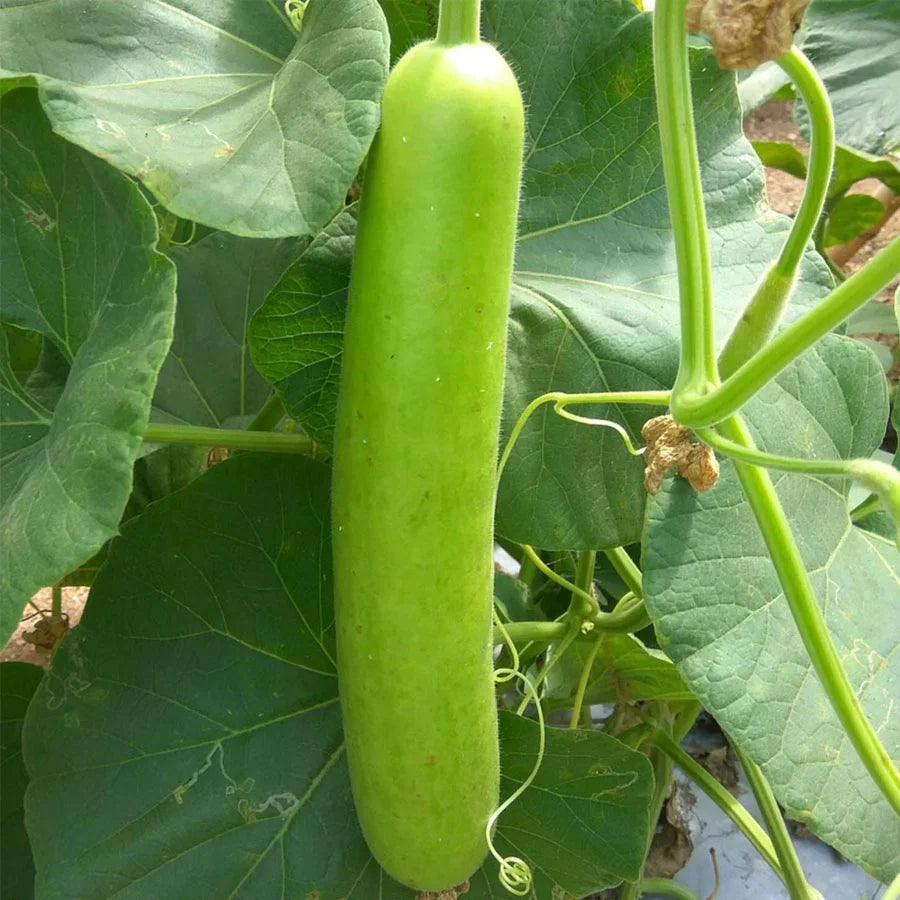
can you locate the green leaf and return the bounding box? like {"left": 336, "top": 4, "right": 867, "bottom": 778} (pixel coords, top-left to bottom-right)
{"left": 643, "top": 334, "right": 900, "bottom": 881}
{"left": 848, "top": 299, "right": 899, "bottom": 337}
{"left": 751, "top": 140, "right": 808, "bottom": 180}
{"left": 0, "top": 0, "right": 389, "bottom": 238}
{"left": 823, "top": 193, "right": 886, "bottom": 247}
{"left": 378, "top": 0, "right": 437, "bottom": 60}
{"left": 830, "top": 146, "right": 900, "bottom": 200}
{"left": 24, "top": 453, "right": 653, "bottom": 898}
{"left": 23, "top": 454, "right": 354, "bottom": 899}
{"left": 0, "top": 90, "right": 176, "bottom": 646}
{"left": 796, "top": 0, "right": 900, "bottom": 155}
{"left": 155, "top": 232, "right": 308, "bottom": 428}
{"left": 249, "top": 0, "right": 833, "bottom": 551}
{"left": 545, "top": 634, "right": 693, "bottom": 707}
{"left": 480, "top": 713, "right": 654, "bottom": 896}
{"left": 1, "top": 662, "right": 42, "bottom": 900}
{"left": 249, "top": 208, "right": 356, "bottom": 444}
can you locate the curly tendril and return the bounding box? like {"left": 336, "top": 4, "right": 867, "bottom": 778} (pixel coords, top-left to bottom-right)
{"left": 284, "top": 0, "right": 308, "bottom": 31}
{"left": 489, "top": 610, "right": 548, "bottom": 895}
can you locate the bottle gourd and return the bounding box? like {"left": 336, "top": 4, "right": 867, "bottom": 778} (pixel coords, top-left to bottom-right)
{"left": 332, "top": 2, "right": 525, "bottom": 891}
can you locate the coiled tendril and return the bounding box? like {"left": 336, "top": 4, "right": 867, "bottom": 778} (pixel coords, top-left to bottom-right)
{"left": 488, "top": 609, "right": 548, "bottom": 895}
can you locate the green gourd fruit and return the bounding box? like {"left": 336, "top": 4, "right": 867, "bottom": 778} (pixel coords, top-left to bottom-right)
{"left": 331, "top": 3, "right": 525, "bottom": 892}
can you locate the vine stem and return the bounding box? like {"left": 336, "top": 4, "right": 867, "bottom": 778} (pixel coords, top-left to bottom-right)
{"left": 604, "top": 546, "right": 643, "bottom": 597}
{"left": 731, "top": 743, "right": 820, "bottom": 900}
{"left": 143, "top": 423, "right": 329, "bottom": 459}
{"left": 718, "top": 414, "right": 900, "bottom": 816}
{"left": 652, "top": 0, "right": 718, "bottom": 403}
{"left": 568, "top": 550, "right": 599, "bottom": 728}
{"left": 620, "top": 703, "right": 700, "bottom": 900}
{"left": 882, "top": 870, "right": 900, "bottom": 900}
{"left": 569, "top": 635, "right": 602, "bottom": 729}
{"left": 675, "top": 234, "right": 900, "bottom": 426}
{"left": 574, "top": 549, "right": 597, "bottom": 617}
{"left": 718, "top": 47, "right": 834, "bottom": 378}
{"left": 495, "top": 620, "right": 568, "bottom": 644}
{"left": 51, "top": 582, "right": 62, "bottom": 623}
{"left": 652, "top": 0, "right": 900, "bottom": 427}
{"left": 651, "top": 730, "right": 787, "bottom": 883}
{"left": 247, "top": 393, "right": 285, "bottom": 432}
{"left": 770, "top": 48, "right": 834, "bottom": 281}
{"left": 697, "top": 427, "right": 900, "bottom": 544}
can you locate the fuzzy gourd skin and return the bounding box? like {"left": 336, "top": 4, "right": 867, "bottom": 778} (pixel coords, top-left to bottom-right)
{"left": 332, "top": 35, "right": 524, "bottom": 893}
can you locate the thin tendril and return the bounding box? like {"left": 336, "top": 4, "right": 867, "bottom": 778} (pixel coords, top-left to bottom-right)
{"left": 284, "top": 0, "right": 307, "bottom": 30}
{"left": 166, "top": 219, "right": 197, "bottom": 247}
{"left": 489, "top": 613, "right": 545, "bottom": 896}
{"left": 552, "top": 403, "right": 646, "bottom": 456}
{"left": 497, "top": 389, "right": 670, "bottom": 484}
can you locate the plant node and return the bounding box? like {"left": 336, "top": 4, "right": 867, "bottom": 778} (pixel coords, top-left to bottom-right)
{"left": 642, "top": 416, "right": 719, "bottom": 494}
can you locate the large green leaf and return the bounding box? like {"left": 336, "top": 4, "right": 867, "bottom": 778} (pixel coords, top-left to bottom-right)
{"left": 0, "top": 0, "right": 389, "bottom": 238}
{"left": 796, "top": 0, "right": 900, "bottom": 155}
{"left": 24, "top": 453, "right": 653, "bottom": 898}
{"left": 1, "top": 662, "right": 43, "bottom": 900}
{"left": 643, "top": 334, "right": 900, "bottom": 881}
{"left": 249, "top": 0, "right": 833, "bottom": 551}
{"left": 154, "top": 232, "right": 307, "bottom": 428}
{"left": 0, "top": 90, "right": 176, "bottom": 645}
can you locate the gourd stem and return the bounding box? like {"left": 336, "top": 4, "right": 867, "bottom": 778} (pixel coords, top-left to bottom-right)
{"left": 247, "top": 393, "right": 285, "bottom": 432}
{"left": 718, "top": 414, "right": 900, "bottom": 817}
{"left": 436, "top": 0, "right": 481, "bottom": 45}
{"left": 143, "top": 423, "right": 328, "bottom": 459}
{"left": 495, "top": 621, "right": 569, "bottom": 644}
{"left": 603, "top": 546, "right": 643, "bottom": 598}
{"left": 569, "top": 634, "right": 602, "bottom": 729}
{"left": 673, "top": 234, "right": 900, "bottom": 426}
{"left": 771, "top": 48, "right": 834, "bottom": 280}
{"left": 718, "top": 47, "right": 834, "bottom": 379}
{"left": 651, "top": 730, "right": 787, "bottom": 883}
{"left": 574, "top": 549, "right": 597, "bottom": 617}
{"left": 653, "top": 0, "right": 718, "bottom": 402}
{"left": 732, "top": 743, "right": 818, "bottom": 900}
